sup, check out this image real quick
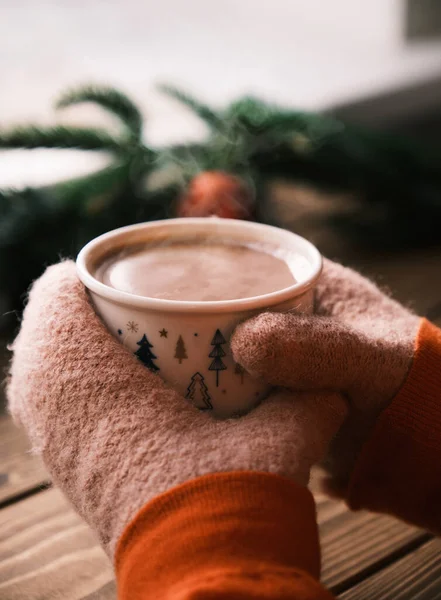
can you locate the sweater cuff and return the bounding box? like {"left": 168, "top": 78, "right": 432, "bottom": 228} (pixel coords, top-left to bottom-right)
{"left": 347, "top": 319, "right": 441, "bottom": 533}
{"left": 115, "top": 472, "right": 326, "bottom": 600}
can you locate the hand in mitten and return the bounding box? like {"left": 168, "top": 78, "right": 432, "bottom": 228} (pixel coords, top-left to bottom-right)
{"left": 231, "top": 258, "right": 421, "bottom": 493}
{"left": 7, "top": 261, "right": 347, "bottom": 558}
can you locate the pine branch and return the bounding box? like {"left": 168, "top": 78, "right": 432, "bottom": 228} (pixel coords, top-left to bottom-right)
{"left": 0, "top": 125, "right": 123, "bottom": 151}
{"left": 227, "top": 96, "right": 337, "bottom": 141}
{"left": 52, "top": 161, "right": 132, "bottom": 209}
{"left": 56, "top": 85, "right": 143, "bottom": 140}
{"left": 158, "top": 84, "right": 224, "bottom": 131}
{"left": 226, "top": 96, "right": 276, "bottom": 132}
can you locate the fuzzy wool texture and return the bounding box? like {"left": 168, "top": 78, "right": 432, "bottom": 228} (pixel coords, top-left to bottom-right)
{"left": 231, "top": 258, "right": 421, "bottom": 490}
{"left": 7, "top": 261, "right": 347, "bottom": 558}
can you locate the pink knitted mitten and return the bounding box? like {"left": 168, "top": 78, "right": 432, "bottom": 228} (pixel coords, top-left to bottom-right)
{"left": 231, "top": 258, "right": 421, "bottom": 492}
{"left": 8, "top": 261, "right": 347, "bottom": 557}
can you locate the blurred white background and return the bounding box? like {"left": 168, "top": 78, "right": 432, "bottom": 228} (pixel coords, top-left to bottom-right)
{"left": 1, "top": 0, "right": 441, "bottom": 187}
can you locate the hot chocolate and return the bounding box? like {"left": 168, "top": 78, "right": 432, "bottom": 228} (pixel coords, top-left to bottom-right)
{"left": 96, "top": 241, "right": 296, "bottom": 301}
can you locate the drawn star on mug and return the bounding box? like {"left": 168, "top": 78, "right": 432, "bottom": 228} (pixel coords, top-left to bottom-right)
{"left": 127, "top": 321, "right": 139, "bottom": 333}
{"left": 159, "top": 328, "right": 168, "bottom": 338}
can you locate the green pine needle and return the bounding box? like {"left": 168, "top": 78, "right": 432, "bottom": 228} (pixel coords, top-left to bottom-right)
{"left": 227, "top": 96, "right": 340, "bottom": 142}
{"left": 0, "top": 125, "right": 123, "bottom": 152}
{"left": 52, "top": 161, "right": 131, "bottom": 209}
{"left": 158, "top": 84, "right": 224, "bottom": 131}
{"left": 56, "top": 85, "right": 144, "bottom": 141}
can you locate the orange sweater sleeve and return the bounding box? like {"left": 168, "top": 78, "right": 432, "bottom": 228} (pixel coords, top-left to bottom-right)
{"left": 115, "top": 471, "right": 334, "bottom": 599}
{"left": 348, "top": 318, "right": 441, "bottom": 533}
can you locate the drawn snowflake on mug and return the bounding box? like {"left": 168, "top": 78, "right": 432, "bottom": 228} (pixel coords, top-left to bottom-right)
{"left": 127, "top": 321, "right": 139, "bottom": 333}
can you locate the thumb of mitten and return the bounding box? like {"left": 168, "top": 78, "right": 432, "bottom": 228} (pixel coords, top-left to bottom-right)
{"left": 231, "top": 312, "right": 363, "bottom": 392}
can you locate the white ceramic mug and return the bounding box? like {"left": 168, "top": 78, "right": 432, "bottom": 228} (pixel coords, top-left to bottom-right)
{"left": 76, "top": 218, "right": 322, "bottom": 418}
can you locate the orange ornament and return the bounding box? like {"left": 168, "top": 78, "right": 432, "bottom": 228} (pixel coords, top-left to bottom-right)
{"left": 177, "top": 171, "right": 254, "bottom": 220}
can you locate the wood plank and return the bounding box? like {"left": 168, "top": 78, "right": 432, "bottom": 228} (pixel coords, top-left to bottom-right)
{"left": 339, "top": 538, "right": 441, "bottom": 600}
{"left": 311, "top": 469, "right": 429, "bottom": 594}
{"left": 0, "top": 416, "right": 49, "bottom": 506}
{"left": 310, "top": 467, "right": 348, "bottom": 521}
{"left": 0, "top": 487, "right": 115, "bottom": 600}
{"left": 321, "top": 509, "right": 428, "bottom": 593}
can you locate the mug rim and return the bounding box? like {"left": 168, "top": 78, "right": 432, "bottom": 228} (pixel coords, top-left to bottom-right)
{"left": 76, "top": 218, "right": 322, "bottom": 314}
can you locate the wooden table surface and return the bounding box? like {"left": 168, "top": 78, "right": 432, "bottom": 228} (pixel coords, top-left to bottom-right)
{"left": 1, "top": 208, "right": 441, "bottom": 599}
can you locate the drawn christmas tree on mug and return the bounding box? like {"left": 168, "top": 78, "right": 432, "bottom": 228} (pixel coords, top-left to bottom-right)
{"left": 208, "top": 329, "right": 227, "bottom": 386}
{"left": 234, "top": 362, "right": 245, "bottom": 384}
{"left": 174, "top": 335, "right": 188, "bottom": 364}
{"left": 186, "top": 372, "right": 213, "bottom": 410}
{"left": 134, "top": 334, "right": 159, "bottom": 372}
